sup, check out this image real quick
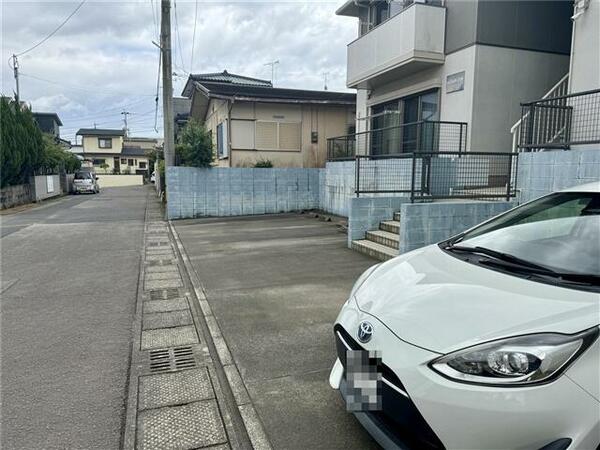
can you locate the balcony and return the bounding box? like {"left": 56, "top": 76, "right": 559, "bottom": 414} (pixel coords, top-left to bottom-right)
{"left": 346, "top": 2, "right": 446, "bottom": 89}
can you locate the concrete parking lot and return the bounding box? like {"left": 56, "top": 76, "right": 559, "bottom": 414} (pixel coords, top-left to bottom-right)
{"left": 173, "top": 213, "right": 380, "bottom": 449}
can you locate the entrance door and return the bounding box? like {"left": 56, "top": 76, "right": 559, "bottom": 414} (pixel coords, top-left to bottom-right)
{"left": 114, "top": 157, "right": 120, "bottom": 174}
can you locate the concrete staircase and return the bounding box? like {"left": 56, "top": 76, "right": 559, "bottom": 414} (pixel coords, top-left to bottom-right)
{"left": 351, "top": 212, "right": 401, "bottom": 261}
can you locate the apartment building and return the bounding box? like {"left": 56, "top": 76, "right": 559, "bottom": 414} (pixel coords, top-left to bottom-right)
{"left": 184, "top": 71, "right": 356, "bottom": 168}
{"left": 336, "top": 0, "right": 573, "bottom": 153}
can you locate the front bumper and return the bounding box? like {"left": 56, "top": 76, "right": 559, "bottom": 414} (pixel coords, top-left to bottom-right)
{"left": 331, "top": 298, "right": 600, "bottom": 450}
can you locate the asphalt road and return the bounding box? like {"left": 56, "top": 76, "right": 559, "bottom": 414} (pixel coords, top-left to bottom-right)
{"left": 174, "top": 214, "right": 380, "bottom": 450}
{"left": 1, "top": 187, "right": 148, "bottom": 449}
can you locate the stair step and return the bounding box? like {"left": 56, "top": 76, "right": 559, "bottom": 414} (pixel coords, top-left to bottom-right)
{"left": 351, "top": 239, "right": 398, "bottom": 261}
{"left": 365, "top": 230, "right": 400, "bottom": 249}
{"left": 379, "top": 220, "right": 400, "bottom": 234}
{"left": 393, "top": 212, "right": 401, "bottom": 222}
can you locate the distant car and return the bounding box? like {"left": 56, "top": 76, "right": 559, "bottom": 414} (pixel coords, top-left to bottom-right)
{"left": 150, "top": 171, "right": 156, "bottom": 183}
{"left": 73, "top": 171, "right": 100, "bottom": 194}
{"left": 330, "top": 182, "right": 600, "bottom": 450}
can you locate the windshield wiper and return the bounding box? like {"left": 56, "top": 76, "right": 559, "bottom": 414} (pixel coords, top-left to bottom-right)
{"left": 445, "top": 244, "right": 559, "bottom": 274}
{"left": 445, "top": 244, "right": 600, "bottom": 286}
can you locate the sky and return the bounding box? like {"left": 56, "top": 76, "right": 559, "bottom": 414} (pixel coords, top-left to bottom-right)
{"left": 1, "top": 0, "right": 356, "bottom": 143}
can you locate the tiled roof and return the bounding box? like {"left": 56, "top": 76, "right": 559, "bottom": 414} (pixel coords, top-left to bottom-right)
{"left": 182, "top": 70, "right": 272, "bottom": 97}
{"left": 198, "top": 81, "right": 356, "bottom": 104}
{"left": 76, "top": 128, "right": 125, "bottom": 136}
{"left": 121, "top": 146, "right": 147, "bottom": 156}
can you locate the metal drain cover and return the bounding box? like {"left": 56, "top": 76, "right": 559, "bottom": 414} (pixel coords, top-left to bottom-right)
{"left": 147, "top": 345, "right": 199, "bottom": 372}
{"left": 150, "top": 288, "right": 181, "bottom": 300}
{"left": 143, "top": 310, "right": 193, "bottom": 330}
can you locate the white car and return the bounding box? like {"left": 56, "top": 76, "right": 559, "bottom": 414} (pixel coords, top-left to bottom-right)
{"left": 72, "top": 171, "right": 100, "bottom": 194}
{"left": 330, "top": 182, "right": 599, "bottom": 450}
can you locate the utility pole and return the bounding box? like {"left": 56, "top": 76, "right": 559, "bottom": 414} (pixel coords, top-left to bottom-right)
{"left": 121, "top": 111, "right": 130, "bottom": 136}
{"left": 160, "top": 0, "right": 175, "bottom": 167}
{"left": 12, "top": 54, "right": 20, "bottom": 102}
{"left": 264, "top": 60, "right": 279, "bottom": 85}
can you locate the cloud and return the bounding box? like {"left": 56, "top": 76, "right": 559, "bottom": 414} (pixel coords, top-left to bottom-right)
{"left": 2, "top": 1, "right": 356, "bottom": 142}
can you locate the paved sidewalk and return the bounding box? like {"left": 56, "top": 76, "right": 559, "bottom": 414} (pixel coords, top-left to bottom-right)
{"left": 123, "top": 193, "right": 256, "bottom": 450}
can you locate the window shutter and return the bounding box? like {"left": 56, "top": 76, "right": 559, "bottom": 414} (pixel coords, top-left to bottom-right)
{"left": 255, "top": 121, "right": 278, "bottom": 150}
{"left": 278, "top": 122, "right": 301, "bottom": 150}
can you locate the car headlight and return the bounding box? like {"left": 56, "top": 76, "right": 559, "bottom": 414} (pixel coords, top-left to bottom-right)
{"left": 430, "top": 327, "right": 598, "bottom": 386}
{"left": 349, "top": 264, "right": 380, "bottom": 298}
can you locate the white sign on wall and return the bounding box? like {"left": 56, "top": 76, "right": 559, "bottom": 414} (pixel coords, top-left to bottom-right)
{"left": 446, "top": 71, "right": 465, "bottom": 94}
{"left": 46, "top": 175, "right": 54, "bottom": 193}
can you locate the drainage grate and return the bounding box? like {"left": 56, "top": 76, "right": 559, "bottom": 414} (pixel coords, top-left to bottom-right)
{"left": 148, "top": 346, "right": 198, "bottom": 373}
{"left": 150, "top": 288, "right": 181, "bottom": 300}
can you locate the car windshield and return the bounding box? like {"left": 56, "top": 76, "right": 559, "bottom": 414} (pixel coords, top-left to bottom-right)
{"left": 455, "top": 192, "right": 599, "bottom": 277}
{"left": 74, "top": 172, "right": 92, "bottom": 180}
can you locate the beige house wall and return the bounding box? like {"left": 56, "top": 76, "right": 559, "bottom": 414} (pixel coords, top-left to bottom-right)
{"left": 85, "top": 153, "right": 150, "bottom": 174}
{"left": 203, "top": 99, "right": 355, "bottom": 168}
{"left": 82, "top": 135, "right": 123, "bottom": 154}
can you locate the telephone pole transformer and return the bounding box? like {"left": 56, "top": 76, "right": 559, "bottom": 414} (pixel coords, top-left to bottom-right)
{"left": 160, "top": 0, "right": 175, "bottom": 168}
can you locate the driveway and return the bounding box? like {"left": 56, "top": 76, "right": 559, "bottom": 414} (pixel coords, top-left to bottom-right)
{"left": 173, "top": 214, "right": 380, "bottom": 449}
{"left": 1, "top": 187, "right": 148, "bottom": 449}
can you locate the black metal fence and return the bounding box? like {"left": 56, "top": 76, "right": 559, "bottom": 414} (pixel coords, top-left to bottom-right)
{"left": 518, "top": 88, "right": 600, "bottom": 151}
{"left": 327, "top": 121, "right": 468, "bottom": 161}
{"left": 355, "top": 152, "right": 518, "bottom": 202}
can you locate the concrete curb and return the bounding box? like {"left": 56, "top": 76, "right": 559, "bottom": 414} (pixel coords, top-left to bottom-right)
{"left": 169, "top": 222, "right": 273, "bottom": 450}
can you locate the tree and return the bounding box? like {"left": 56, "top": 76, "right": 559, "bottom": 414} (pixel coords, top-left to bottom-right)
{"left": 175, "top": 119, "right": 213, "bottom": 168}
{"left": 39, "top": 134, "right": 81, "bottom": 173}
{"left": 0, "top": 97, "right": 44, "bottom": 187}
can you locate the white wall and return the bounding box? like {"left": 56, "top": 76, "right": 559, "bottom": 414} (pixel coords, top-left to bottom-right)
{"left": 471, "top": 45, "right": 570, "bottom": 152}
{"left": 96, "top": 174, "right": 143, "bottom": 188}
{"left": 569, "top": 0, "right": 600, "bottom": 93}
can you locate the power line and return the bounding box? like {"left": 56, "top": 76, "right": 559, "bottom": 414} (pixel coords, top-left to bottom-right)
{"left": 149, "top": 0, "right": 159, "bottom": 41}
{"left": 190, "top": 0, "right": 199, "bottom": 73}
{"left": 16, "top": 1, "right": 87, "bottom": 57}
{"left": 20, "top": 72, "right": 156, "bottom": 97}
{"left": 173, "top": 0, "right": 187, "bottom": 73}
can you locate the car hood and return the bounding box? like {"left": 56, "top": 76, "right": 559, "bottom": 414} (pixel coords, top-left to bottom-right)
{"left": 354, "top": 245, "right": 600, "bottom": 354}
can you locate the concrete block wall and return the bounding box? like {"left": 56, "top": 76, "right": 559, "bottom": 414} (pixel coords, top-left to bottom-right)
{"left": 518, "top": 149, "right": 600, "bottom": 203}
{"left": 33, "top": 175, "right": 62, "bottom": 202}
{"left": 347, "top": 196, "right": 411, "bottom": 247}
{"left": 398, "top": 201, "right": 515, "bottom": 254}
{"left": 319, "top": 161, "right": 355, "bottom": 217}
{"left": 167, "top": 166, "right": 322, "bottom": 219}
{"left": 0, "top": 183, "right": 33, "bottom": 209}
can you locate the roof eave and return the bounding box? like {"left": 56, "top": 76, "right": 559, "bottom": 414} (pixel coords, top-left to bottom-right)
{"left": 209, "top": 92, "right": 355, "bottom": 106}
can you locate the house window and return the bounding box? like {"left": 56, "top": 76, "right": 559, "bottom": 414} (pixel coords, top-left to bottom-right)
{"left": 216, "top": 122, "right": 228, "bottom": 158}
{"left": 139, "top": 161, "right": 147, "bottom": 169}
{"left": 121, "top": 158, "right": 127, "bottom": 164}
{"left": 128, "top": 159, "right": 134, "bottom": 166}
{"left": 92, "top": 158, "right": 106, "bottom": 166}
{"left": 98, "top": 138, "right": 112, "bottom": 148}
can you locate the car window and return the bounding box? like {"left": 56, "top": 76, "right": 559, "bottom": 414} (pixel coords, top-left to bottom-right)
{"left": 457, "top": 192, "right": 599, "bottom": 276}
{"left": 74, "top": 172, "right": 91, "bottom": 180}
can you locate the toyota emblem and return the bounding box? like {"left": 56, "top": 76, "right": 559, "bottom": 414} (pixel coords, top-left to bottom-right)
{"left": 357, "top": 321, "right": 374, "bottom": 343}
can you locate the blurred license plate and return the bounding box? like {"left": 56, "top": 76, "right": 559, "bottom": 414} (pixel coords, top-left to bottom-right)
{"left": 343, "top": 349, "right": 382, "bottom": 411}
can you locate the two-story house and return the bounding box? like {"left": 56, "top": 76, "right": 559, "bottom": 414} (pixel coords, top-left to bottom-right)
{"left": 336, "top": 0, "right": 573, "bottom": 154}
{"left": 75, "top": 128, "right": 151, "bottom": 175}
{"left": 184, "top": 71, "right": 356, "bottom": 168}
{"left": 33, "top": 112, "right": 71, "bottom": 148}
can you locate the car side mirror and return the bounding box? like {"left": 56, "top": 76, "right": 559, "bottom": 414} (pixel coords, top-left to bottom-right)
{"left": 95, "top": 176, "right": 99, "bottom": 180}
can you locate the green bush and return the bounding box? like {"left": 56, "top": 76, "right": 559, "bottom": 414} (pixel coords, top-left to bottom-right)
{"left": 254, "top": 158, "right": 273, "bottom": 168}
{"left": 175, "top": 119, "right": 213, "bottom": 168}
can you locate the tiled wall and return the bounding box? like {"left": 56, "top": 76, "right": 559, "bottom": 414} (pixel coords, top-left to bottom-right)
{"left": 517, "top": 149, "right": 600, "bottom": 203}
{"left": 167, "top": 167, "right": 322, "bottom": 219}
{"left": 398, "top": 201, "right": 515, "bottom": 254}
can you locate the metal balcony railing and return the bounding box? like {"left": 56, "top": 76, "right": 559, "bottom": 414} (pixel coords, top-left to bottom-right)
{"left": 327, "top": 121, "right": 467, "bottom": 161}
{"left": 518, "top": 88, "right": 600, "bottom": 151}
{"left": 354, "top": 152, "right": 518, "bottom": 202}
